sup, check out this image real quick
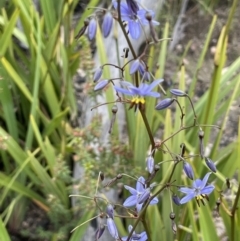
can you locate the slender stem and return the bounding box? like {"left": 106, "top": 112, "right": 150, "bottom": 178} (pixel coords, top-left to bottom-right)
{"left": 117, "top": 0, "right": 137, "bottom": 59}
{"left": 140, "top": 108, "right": 155, "bottom": 149}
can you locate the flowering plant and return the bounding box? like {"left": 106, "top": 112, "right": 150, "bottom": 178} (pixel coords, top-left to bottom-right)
{"left": 71, "top": 1, "right": 240, "bottom": 241}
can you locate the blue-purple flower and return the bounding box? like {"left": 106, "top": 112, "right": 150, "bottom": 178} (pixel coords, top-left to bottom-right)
{"left": 102, "top": 12, "right": 113, "bottom": 37}
{"left": 123, "top": 176, "right": 158, "bottom": 212}
{"left": 179, "top": 172, "right": 215, "bottom": 206}
{"left": 112, "top": 0, "right": 159, "bottom": 39}
{"left": 114, "top": 79, "right": 162, "bottom": 107}
{"left": 122, "top": 225, "right": 147, "bottom": 241}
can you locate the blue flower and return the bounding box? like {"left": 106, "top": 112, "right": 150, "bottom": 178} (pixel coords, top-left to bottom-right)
{"left": 123, "top": 176, "right": 158, "bottom": 212}
{"left": 102, "top": 12, "right": 113, "bottom": 38}
{"left": 179, "top": 172, "right": 215, "bottom": 206}
{"left": 112, "top": 1, "right": 159, "bottom": 39}
{"left": 114, "top": 79, "right": 162, "bottom": 106}
{"left": 122, "top": 225, "right": 147, "bottom": 241}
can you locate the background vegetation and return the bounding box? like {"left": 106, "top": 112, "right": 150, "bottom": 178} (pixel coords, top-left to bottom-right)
{"left": 0, "top": 0, "right": 239, "bottom": 240}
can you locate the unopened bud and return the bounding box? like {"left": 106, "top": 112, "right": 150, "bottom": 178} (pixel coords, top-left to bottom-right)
{"left": 205, "top": 157, "right": 217, "bottom": 173}
{"left": 183, "top": 161, "right": 194, "bottom": 180}
{"left": 172, "top": 194, "right": 181, "bottom": 206}
{"left": 198, "top": 129, "right": 205, "bottom": 159}
{"left": 94, "top": 80, "right": 109, "bottom": 91}
{"left": 155, "top": 98, "right": 174, "bottom": 110}
{"left": 170, "top": 89, "right": 187, "bottom": 97}
{"left": 93, "top": 67, "right": 103, "bottom": 82}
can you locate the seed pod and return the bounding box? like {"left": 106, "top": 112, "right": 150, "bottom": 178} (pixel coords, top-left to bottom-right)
{"left": 198, "top": 129, "right": 205, "bottom": 159}
{"left": 169, "top": 212, "right": 175, "bottom": 220}
{"left": 75, "top": 19, "right": 89, "bottom": 39}
{"left": 226, "top": 178, "right": 231, "bottom": 188}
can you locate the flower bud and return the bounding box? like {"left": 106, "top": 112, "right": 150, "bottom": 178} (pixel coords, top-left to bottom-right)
{"left": 93, "top": 67, "right": 103, "bottom": 82}
{"left": 155, "top": 98, "right": 174, "bottom": 110}
{"left": 205, "top": 157, "right": 217, "bottom": 173}
{"left": 183, "top": 161, "right": 194, "bottom": 180}
{"left": 102, "top": 12, "right": 113, "bottom": 38}
{"left": 170, "top": 89, "right": 187, "bottom": 97}
{"left": 106, "top": 204, "right": 114, "bottom": 219}
{"left": 94, "top": 80, "right": 109, "bottom": 91}
{"left": 88, "top": 18, "right": 97, "bottom": 40}
{"left": 107, "top": 218, "right": 119, "bottom": 239}
{"left": 146, "top": 156, "right": 154, "bottom": 174}
{"left": 172, "top": 194, "right": 181, "bottom": 206}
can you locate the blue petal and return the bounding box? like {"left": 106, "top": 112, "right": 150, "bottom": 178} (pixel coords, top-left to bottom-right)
{"left": 192, "top": 179, "right": 202, "bottom": 189}
{"left": 179, "top": 187, "right": 194, "bottom": 194}
{"left": 146, "top": 79, "right": 163, "bottom": 92}
{"left": 180, "top": 193, "right": 195, "bottom": 204}
{"left": 136, "top": 202, "right": 143, "bottom": 213}
{"left": 123, "top": 195, "right": 137, "bottom": 207}
{"left": 139, "top": 232, "right": 148, "bottom": 241}
{"left": 138, "top": 188, "right": 150, "bottom": 204}
{"left": 129, "top": 20, "right": 141, "bottom": 39}
{"left": 147, "top": 91, "right": 160, "bottom": 98}
{"left": 201, "top": 185, "right": 215, "bottom": 195}
{"left": 124, "top": 185, "right": 137, "bottom": 195}
{"left": 149, "top": 197, "right": 159, "bottom": 205}
{"left": 130, "top": 59, "right": 141, "bottom": 74}
{"left": 114, "top": 86, "right": 133, "bottom": 95}
{"left": 200, "top": 172, "right": 212, "bottom": 189}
